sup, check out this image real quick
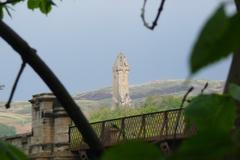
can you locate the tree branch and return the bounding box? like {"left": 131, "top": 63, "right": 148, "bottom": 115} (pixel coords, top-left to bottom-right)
{"left": 224, "top": 51, "right": 240, "bottom": 128}
{"left": 235, "top": 0, "right": 240, "bottom": 11}
{"left": 5, "top": 61, "right": 26, "bottom": 108}
{"left": 173, "top": 86, "right": 194, "bottom": 140}
{"left": 201, "top": 82, "right": 208, "bottom": 94}
{"left": 0, "top": 0, "right": 22, "bottom": 6}
{"left": 141, "top": 0, "right": 166, "bottom": 30}
{"left": 0, "top": 20, "right": 103, "bottom": 156}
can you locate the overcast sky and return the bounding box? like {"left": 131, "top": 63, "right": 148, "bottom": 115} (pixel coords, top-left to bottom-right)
{"left": 0, "top": 0, "right": 232, "bottom": 101}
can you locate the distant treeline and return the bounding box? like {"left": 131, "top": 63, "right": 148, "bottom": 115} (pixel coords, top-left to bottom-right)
{"left": 89, "top": 95, "right": 187, "bottom": 122}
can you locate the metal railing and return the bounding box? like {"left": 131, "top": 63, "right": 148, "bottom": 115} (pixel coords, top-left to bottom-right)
{"left": 69, "top": 109, "right": 193, "bottom": 151}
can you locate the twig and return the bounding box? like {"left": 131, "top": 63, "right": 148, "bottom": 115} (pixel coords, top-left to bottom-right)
{"left": 141, "top": 0, "right": 166, "bottom": 30}
{"left": 4, "top": 6, "right": 12, "bottom": 18}
{"left": 173, "top": 87, "right": 194, "bottom": 141}
{"left": 201, "top": 82, "right": 208, "bottom": 94}
{"left": 0, "top": 0, "right": 22, "bottom": 6}
{"left": 0, "top": 0, "right": 21, "bottom": 18}
{"left": 5, "top": 61, "right": 26, "bottom": 108}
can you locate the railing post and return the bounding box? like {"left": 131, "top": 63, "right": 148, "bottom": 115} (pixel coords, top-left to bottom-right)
{"left": 174, "top": 108, "right": 183, "bottom": 139}
{"left": 68, "top": 126, "right": 71, "bottom": 149}
{"left": 159, "top": 111, "right": 169, "bottom": 137}
{"left": 165, "top": 112, "right": 168, "bottom": 136}
{"left": 121, "top": 118, "right": 125, "bottom": 140}
{"left": 143, "top": 115, "right": 146, "bottom": 138}
{"left": 100, "top": 121, "right": 106, "bottom": 143}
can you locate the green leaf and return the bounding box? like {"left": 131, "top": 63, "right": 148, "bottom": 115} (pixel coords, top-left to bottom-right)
{"left": 171, "top": 131, "right": 233, "bottom": 160}
{"left": 101, "top": 140, "right": 164, "bottom": 160}
{"left": 39, "top": 0, "right": 52, "bottom": 14}
{"left": 0, "top": 140, "right": 28, "bottom": 160}
{"left": 27, "top": 0, "right": 40, "bottom": 10}
{"left": 230, "top": 129, "right": 240, "bottom": 157}
{"left": 185, "top": 94, "right": 235, "bottom": 133}
{"left": 190, "top": 5, "right": 240, "bottom": 74}
{"left": 0, "top": 6, "right": 3, "bottom": 19}
{"left": 224, "top": 14, "right": 240, "bottom": 53}
{"left": 172, "top": 94, "right": 236, "bottom": 160}
{"left": 190, "top": 6, "right": 229, "bottom": 74}
{"left": 229, "top": 83, "right": 240, "bottom": 101}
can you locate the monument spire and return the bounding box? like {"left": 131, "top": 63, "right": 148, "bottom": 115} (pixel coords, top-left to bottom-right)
{"left": 112, "top": 53, "right": 131, "bottom": 107}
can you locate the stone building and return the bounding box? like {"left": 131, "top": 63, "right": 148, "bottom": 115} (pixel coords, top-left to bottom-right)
{"left": 3, "top": 93, "right": 78, "bottom": 160}
{"left": 112, "top": 53, "right": 131, "bottom": 107}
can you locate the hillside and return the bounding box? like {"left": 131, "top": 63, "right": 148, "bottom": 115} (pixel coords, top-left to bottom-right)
{"left": 0, "top": 101, "right": 31, "bottom": 135}
{"left": 75, "top": 79, "right": 224, "bottom": 106}
{"left": 0, "top": 79, "right": 224, "bottom": 135}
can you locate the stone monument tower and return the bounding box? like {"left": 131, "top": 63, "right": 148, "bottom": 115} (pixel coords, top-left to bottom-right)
{"left": 112, "top": 53, "right": 131, "bottom": 107}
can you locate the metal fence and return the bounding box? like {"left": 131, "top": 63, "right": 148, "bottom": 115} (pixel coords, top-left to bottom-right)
{"left": 69, "top": 109, "right": 192, "bottom": 151}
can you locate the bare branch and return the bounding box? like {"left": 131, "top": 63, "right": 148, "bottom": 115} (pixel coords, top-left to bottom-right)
{"left": 5, "top": 61, "right": 26, "bottom": 109}
{"left": 141, "top": 0, "right": 166, "bottom": 30}
{"left": 201, "top": 82, "right": 208, "bottom": 94}
{"left": 4, "top": 5, "right": 12, "bottom": 18}
{"left": 0, "top": 0, "right": 22, "bottom": 6}
{"left": 173, "top": 86, "right": 194, "bottom": 140}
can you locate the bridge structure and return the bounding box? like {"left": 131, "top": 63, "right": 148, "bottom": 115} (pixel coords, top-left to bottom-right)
{"left": 69, "top": 108, "right": 195, "bottom": 154}
{"left": 3, "top": 93, "right": 195, "bottom": 160}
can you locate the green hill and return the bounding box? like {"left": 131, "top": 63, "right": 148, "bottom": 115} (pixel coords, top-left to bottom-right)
{"left": 75, "top": 79, "right": 224, "bottom": 107}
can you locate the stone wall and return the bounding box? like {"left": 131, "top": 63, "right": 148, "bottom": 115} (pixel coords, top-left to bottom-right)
{"left": 3, "top": 93, "right": 78, "bottom": 160}
{"left": 3, "top": 133, "right": 32, "bottom": 154}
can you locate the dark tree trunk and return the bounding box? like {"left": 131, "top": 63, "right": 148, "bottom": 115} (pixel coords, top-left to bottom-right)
{"left": 224, "top": 51, "right": 240, "bottom": 127}
{"left": 224, "top": 0, "right": 240, "bottom": 128}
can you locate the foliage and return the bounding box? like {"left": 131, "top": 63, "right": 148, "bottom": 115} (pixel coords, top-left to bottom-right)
{"left": 190, "top": 4, "right": 240, "bottom": 74}
{"left": 0, "top": 140, "right": 27, "bottom": 160}
{"left": 0, "top": 124, "right": 16, "bottom": 137}
{"left": 185, "top": 94, "right": 235, "bottom": 133}
{"left": 0, "top": 0, "right": 56, "bottom": 18}
{"left": 172, "top": 94, "right": 236, "bottom": 160}
{"left": 143, "top": 95, "right": 182, "bottom": 110}
{"left": 89, "top": 95, "right": 182, "bottom": 122}
{"left": 101, "top": 141, "right": 163, "bottom": 160}
{"left": 229, "top": 83, "right": 240, "bottom": 101}
{"left": 27, "top": 0, "right": 55, "bottom": 14}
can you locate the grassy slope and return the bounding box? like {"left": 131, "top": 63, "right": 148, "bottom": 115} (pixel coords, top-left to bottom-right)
{"left": 0, "top": 102, "right": 31, "bottom": 134}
